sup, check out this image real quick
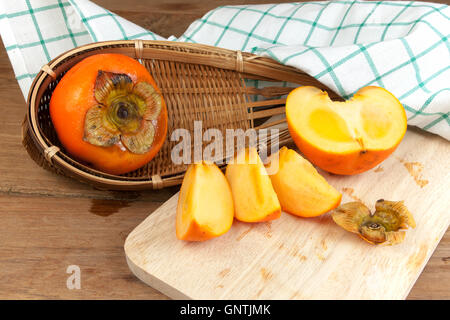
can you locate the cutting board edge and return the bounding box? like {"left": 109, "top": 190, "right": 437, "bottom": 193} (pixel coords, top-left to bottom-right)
{"left": 401, "top": 222, "right": 450, "bottom": 299}
{"left": 125, "top": 251, "right": 192, "bottom": 300}
{"left": 124, "top": 193, "right": 192, "bottom": 299}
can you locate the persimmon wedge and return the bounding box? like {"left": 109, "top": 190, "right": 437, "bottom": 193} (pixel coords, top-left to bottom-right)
{"left": 176, "top": 162, "right": 234, "bottom": 241}
{"left": 286, "top": 86, "right": 407, "bottom": 175}
{"left": 225, "top": 148, "right": 281, "bottom": 222}
{"left": 266, "top": 147, "right": 341, "bottom": 218}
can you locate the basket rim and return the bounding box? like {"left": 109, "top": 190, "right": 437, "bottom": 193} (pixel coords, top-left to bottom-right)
{"left": 25, "top": 40, "right": 327, "bottom": 189}
{"left": 26, "top": 41, "right": 168, "bottom": 187}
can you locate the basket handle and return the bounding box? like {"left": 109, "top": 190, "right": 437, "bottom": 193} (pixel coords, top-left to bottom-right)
{"left": 135, "top": 40, "right": 144, "bottom": 60}
{"left": 152, "top": 174, "right": 164, "bottom": 189}
{"left": 41, "top": 64, "right": 56, "bottom": 79}
{"left": 235, "top": 50, "right": 263, "bottom": 74}
{"left": 44, "top": 146, "right": 60, "bottom": 163}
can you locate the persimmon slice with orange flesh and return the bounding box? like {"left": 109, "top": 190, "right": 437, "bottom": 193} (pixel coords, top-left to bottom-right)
{"left": 266, "top": 147, "right": 341, "bottom": 218}
{"left": 176, "top": 162, "right": 234, "bottom": 241}
{"left": 225, "top": 148, "right": 281, "bottom": 222}
{"left": 286, "top": 86, "right": 407, "bottom": 175}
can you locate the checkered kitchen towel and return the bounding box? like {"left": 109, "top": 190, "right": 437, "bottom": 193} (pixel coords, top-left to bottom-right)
{"left": 1, "top": 1, "right": 449, "bottom": 140}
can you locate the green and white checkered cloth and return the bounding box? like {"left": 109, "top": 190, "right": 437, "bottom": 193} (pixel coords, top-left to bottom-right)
{"left": 1, "top": 1, "right": 449, "bottom": 140}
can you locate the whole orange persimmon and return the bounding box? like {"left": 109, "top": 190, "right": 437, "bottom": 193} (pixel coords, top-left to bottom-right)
{"left": 50, "top": 53, "right": 168, "bottom": 175}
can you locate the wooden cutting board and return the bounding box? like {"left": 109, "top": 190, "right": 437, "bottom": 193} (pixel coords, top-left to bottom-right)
{"left": 125, "top": 127, "right": 450, "bottom": 299}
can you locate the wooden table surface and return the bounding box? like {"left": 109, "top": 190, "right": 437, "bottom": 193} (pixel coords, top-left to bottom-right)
{"left": 0, "top": 0, "right": 448, "bottom": 300}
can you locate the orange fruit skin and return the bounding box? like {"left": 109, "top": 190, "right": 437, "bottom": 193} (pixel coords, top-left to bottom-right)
{"left": 267, "top": 147, "right": 342, "bottom": 218}
{"left": 282, "top": 193, "right": 342, "bottom": 218}
{"left": 177, "top": 220, "right": 220, "bottom": 242}
{"left": 286, "top": 86, "right": 407, "bottom": 175}
{"left": 49, "top": 53, "right": 168, "bottom": 175}
{"left": 287, "top": 124, "right": 401, "bottom": 175}
{"left": 253, "top": 209, "right": 281, "bottom": 222}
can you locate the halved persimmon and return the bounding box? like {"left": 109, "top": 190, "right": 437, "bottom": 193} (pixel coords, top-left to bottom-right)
{"left": 50, "top": 53, "right": 168, "bottom": 175}
{"left": 286, "top": 86, "right": 406, "bottom": 175}
{"left": 176, "top": 162, "right": 234, "bottom": 241}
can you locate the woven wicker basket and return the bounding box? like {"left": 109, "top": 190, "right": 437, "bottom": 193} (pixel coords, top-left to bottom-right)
{"left": 22, "top": 40, "right": 337, "bottom": 191}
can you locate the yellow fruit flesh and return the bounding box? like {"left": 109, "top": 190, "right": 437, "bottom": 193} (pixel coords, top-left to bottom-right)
{"left": 267, "top": 147, "right": 342, "bottom": 217}
{"left": 176, "top": 162, "right": 234, "bottom": 240}
{"left": 226, "top": 148, "right": 281, "bottom": 222}
{"left": 287, "top": 86, "right": 406, "bottom": 154}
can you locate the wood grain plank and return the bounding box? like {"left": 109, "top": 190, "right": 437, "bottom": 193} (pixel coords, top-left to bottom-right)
{"left": 0, "top": 195, "right": 169, "bottom": 299}
{"left": 0, "top": 194, "right": 446, "bottom": 300}
{"left": 92, "top": 0, "right": 450, "bottom": 38}
{"left": 93, "top": 0, "right": 304, "bottom": 38}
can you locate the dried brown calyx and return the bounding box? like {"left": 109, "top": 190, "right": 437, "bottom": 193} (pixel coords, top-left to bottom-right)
{"left": 84, "top": 70, "right": 162, "bottom": 154}
{"left": 331, "top": 199, "right": 416, "bottom": 245}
